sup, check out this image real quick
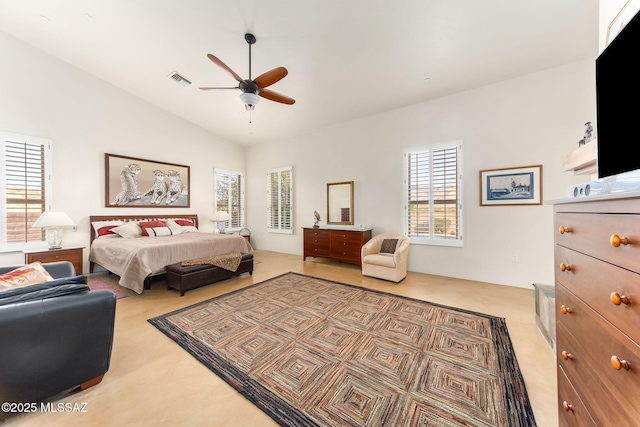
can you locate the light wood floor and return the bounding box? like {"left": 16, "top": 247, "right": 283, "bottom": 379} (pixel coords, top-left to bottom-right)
{"left": 3, "top": 250, "right": 558, "bottom": 426}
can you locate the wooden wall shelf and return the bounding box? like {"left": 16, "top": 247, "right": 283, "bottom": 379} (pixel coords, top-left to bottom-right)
{"left": 562, "top": 141, "right": 597, "bottom": 175}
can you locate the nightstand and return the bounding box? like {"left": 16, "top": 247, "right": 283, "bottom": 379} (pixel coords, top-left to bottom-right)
{"left": 23, "top": 247, "right": 84, "bottom": 275}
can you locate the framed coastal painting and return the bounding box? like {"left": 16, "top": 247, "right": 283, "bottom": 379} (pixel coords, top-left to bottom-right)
{"left": 105, "top": 153, "right": 190, "bottom": 207}
{"left": 480, "top": 165, "right": 542, "bottom": 206}
{"left": 607, "top": 0, "right": 640, "bottom": 45}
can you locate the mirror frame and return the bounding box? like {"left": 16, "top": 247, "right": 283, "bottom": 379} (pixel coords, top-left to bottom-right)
{"left": 327, "top": 181, "right": 354, "bottom": 225}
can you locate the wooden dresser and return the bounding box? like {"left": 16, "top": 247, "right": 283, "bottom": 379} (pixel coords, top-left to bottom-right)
{"left": 553, "top": 194, "right": 640, "bottom": 426}
{"left": 303, "top": 227, "right": 372, "bottom": 267}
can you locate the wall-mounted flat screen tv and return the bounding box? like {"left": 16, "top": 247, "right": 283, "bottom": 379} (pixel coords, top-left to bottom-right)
{"left": 596, "top": 9, "right": 640, "bottom": 179}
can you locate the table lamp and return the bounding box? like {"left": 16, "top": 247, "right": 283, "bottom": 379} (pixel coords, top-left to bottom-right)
{"left": 211, "top": 211, "right": 231, "bottom": 234}
{"left": 32, "top": 211, "right": 76, "bottom": 249}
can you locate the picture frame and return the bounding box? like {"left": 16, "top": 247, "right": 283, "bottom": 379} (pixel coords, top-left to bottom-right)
{"left": 105, "top": 153, "right": 190, "bottom": 207}
{"left": 480, "top": 165, "right": 542, "bottom": 206}
{"left": 607, "top": 0, "right": 640, "bottom": 45}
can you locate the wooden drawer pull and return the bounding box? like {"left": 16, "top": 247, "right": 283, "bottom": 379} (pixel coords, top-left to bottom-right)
{"left": 560, "top": 263, "right": 572, "bottom": 272}
{"left": 610, "top": 234, "right": 629, "bottom": 247}
{"left": 560, "top": 305, "right": 573, "bottom": 314}
{"left": 611, "top": 355, "right": 631, "bottom": 371}
{"left": 562, "top": 401, "right": 574, "bottom": 412}
{"left": 610, "top": 292, "right": 631, "bottom": 306}
{"left": 561, "top": 351, "right": 574, "bottom": 361}
{"left": 559, "top": 226, "right": 572, "bottom": 234}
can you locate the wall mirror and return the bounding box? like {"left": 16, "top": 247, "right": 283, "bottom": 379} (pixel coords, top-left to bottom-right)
{"left": 327, "top": 181, "right": 354, "bottom": 225}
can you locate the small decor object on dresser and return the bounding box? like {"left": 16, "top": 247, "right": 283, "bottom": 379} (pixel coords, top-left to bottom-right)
{"left": 105, "top": 153, "right": 189, "bottom": 207}
{"left": 313, "top": 210, "right": 321, "bottom": 228}
{"left": 577, "top": 121, "right": 594, "bottom": 147}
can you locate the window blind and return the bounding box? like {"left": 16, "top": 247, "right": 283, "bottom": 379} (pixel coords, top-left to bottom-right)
{"left": 214, "top": 169, "right": 245, "bottom": 229}
{"left": 1, "top": 134, "right": 51, "bottom": 246}
{"left": 267, "top": 166, "right": 293, "bottom": 233}
{"left": 405, "top": 141, "right": 462, "bottom": 246}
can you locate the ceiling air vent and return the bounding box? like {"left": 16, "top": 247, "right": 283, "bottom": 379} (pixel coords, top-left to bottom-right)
{"left": 168, "top": 71, "right": 192, "bottom": 88}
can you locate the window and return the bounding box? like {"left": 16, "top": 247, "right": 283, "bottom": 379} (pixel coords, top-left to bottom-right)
{"left": 214, "top": 168, "right": 245, "bottom": 231}
{"left": 267, "top": 166, "right": 293, "bottom": 234}
{"left": 0, "top": 132, "right": 52, "bottom": 250}
{"left": 404, "top": 140, "right": 462, "bottom": 247}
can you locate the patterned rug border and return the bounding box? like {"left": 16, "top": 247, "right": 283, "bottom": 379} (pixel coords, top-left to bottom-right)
{"left": 148, "top": 272, "right": 536, "bottom": 426}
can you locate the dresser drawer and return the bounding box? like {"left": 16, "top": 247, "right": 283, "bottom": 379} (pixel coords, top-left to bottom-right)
{"left": 556, "top": 323, "right": 630, "bottom": 426}
{"left": 555, "top": 212, "right": 640, "bottom": 274}
{"left": 557, "top": 366, "right": 598, "bottom": 427}
{"left": 330, "top": 240, "right": 361, "bottom": 261}
{"left": 555, "top": 246, "right": 640, "bottom": 343}
{"left": 304, "top": 228, "right": 330, "bottom": 240}
{"left": 556, "top": 286, "right": 640, "bottom": 423}
{"left": 330, "top": 230, "right": 363, "bottom": 243}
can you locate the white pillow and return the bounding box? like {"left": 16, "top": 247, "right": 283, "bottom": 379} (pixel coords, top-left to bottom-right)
{"left": 147, "top": 227, "right": 173, "bottom": 237}
{"left": 165, "top": 219, "right": 184, "bottom": 235}
{"left": 111, "top": 221, "right": 143, "bottom": 238}
{"left": 181, "top": 225, "right": 199, "bottom": 233}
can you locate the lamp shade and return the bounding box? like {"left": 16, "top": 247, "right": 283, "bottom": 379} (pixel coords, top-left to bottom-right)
{"left": 32, "top": 211, "right": 76, "bottom": 228}
{"left": 212, "top": 211, "right": 231, "bottom": 222}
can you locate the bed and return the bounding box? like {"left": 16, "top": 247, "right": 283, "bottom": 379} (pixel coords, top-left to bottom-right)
{"left": 89, "top": 214, "right": 253, "bottom": 294}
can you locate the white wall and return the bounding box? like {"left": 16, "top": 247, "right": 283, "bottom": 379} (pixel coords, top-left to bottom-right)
{"left": 246, "top": 59, "right": 595, "bottom": 288}
{"left": 0, "top": 31, "right": 244, "bottom": 270}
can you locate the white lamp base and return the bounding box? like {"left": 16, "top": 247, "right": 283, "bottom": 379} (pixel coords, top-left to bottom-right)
{"left": 45, "top": 227, "right": 63, "bottom": 249}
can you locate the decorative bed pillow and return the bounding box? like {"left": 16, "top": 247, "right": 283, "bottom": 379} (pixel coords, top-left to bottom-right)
{"left": 111, "top": 221, "right": 143, "bottom": 238}
{"left": 181, "top": 225, "right": 199, "bottom": 233}
{"left": 174, "top": 219, "right": 194, "bottom": 226}
{"left": 379, "top": 238, "right": 402, "bottom": 256}
{"left": 140, "top": 220, "right": 166, "bottom": 236}
{"left": 165, "top": 219, "right": 185, "bottom": 235}
{"left": 92, "top": 220, "right": 124, "bottom": 234}
{"left": 147, "top": 227, "right": 173, "bottom": 237}
{"left": 96, "top": 225, "right": 120, "bottom": 238}
{"left": 0, "top": 262, "right": 54, "bottom": 291}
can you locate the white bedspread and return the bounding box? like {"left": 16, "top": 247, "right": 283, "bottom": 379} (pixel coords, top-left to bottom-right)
{"left": 89, "top": 233, "right": 253, "bottom": 294}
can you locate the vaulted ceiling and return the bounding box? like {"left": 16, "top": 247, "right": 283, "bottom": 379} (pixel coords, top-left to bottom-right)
{"left": 0, "top": 0, "right": 599, "bottom": 146}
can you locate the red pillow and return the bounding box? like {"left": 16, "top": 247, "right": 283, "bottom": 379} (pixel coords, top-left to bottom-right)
{"left": 139, "top": 220, "right": 166, "bottom": 236}
{"left": 97, "top": 225, "right": 119, "bottom": 238}
{"left": 174, "top": 219, "right": 194, "bottom": 226}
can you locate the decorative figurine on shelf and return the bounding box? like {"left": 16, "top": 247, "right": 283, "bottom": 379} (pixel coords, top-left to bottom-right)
{"left": 577, "top": 121, "right": 594, "bottom": 147}
{"left": 313, "top": 210, "right": 321, "bottom": 228}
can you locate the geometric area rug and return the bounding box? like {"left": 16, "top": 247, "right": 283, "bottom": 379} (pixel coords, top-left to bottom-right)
{"left": 148, "top": 272, "right": 536, "bottom": 426}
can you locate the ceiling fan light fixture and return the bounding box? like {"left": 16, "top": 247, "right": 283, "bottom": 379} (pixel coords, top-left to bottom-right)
{"left": 240, "top": 92, "right": 260, "bottom": 107}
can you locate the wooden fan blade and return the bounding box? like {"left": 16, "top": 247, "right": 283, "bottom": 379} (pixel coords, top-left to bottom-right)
{"left": 259, "top": 89, "right": 295, "bottom": 105}
{"left": 254, "top": 67, "right": 288, "bottom": 89}
{"left": 199, "top": 86, "right": 239, "bottom": 91}
{"left": 207, "top": 53, "right": 243, "bottom": 83}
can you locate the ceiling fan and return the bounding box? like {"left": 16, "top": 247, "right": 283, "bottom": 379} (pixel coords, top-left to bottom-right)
{"left": 199, "top": 33, "right": 295, "bottom": 110}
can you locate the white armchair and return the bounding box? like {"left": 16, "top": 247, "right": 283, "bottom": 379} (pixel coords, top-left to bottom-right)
{"left": 361, "top": 232, "right": 410, "bottom": 282}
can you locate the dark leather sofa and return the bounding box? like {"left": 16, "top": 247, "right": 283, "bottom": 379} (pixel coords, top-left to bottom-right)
{"left": 0, "top": 261, "right": 116, "bottom": 404}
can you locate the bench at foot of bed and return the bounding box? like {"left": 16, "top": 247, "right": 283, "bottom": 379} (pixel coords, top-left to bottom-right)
{"left": 166, "top": 253, "right": 254, "bottom": 296}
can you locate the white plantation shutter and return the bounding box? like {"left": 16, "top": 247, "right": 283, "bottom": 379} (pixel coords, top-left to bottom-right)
{"left": 267, "top": 166, "right": 293, "bottom": 234}
{"left": 214, "top": 168, "right": 245, "bottom": 230}
{"left": 404, "top": 141, "right": 463, "bottom": 247}
{"left": 1, "top": 132, "right": 52, "bottom": 248}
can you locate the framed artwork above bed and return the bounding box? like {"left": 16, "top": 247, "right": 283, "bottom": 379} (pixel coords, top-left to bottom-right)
{"left": 105, "top": 153, "right": 190, "bottom": 207}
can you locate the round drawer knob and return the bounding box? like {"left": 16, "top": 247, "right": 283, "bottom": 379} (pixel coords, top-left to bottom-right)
{"left": 559, "top": 226, "right": 572, "bottom": 234}
{"left": 611, "top": 355, "right": 631, "bottom": 371}
{"left": 560, "top": 263, "right": 572, "bottom": 272}
{"left": 561, "top": 351, "right": 574, "bottom": 361}
{"left": 610, "top": 234, "right": 630, "bottom": 247}
{"left": 562, "top": 401, "right": 574, "bottom": 412}
{"left": 560, "top": 305, "right": 573, "bottom": 314}
{"left": 610, "top": 292, "right": 631, "bottom": 306}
